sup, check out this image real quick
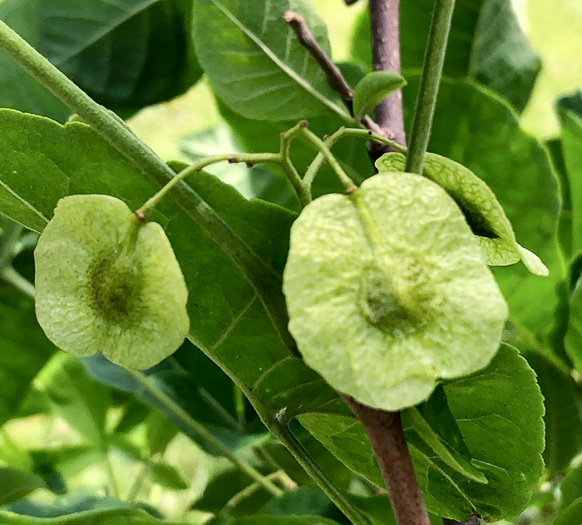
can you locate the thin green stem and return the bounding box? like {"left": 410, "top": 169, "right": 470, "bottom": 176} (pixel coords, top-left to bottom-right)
{"left": 126, "top": 370, "right": 283, "bottom": 498}
{"left": 225, "top": 472, "right": 284, "bottom": 512}
{"left": 304, "top": 127, "right": 407, "bottom": 189}
{"left": 137, "top": 152, "right": 281, "bottom": 216}
{"left": 404, "top": 0, "right": 456, "bottom": 174}
{"left": 299, "top": 128, "right": 356, "bottom": 192}
{"left": 102, "top": 450, "right": 120, "bottom": 498}
{"left": 127, "top": 460, "right": 151, "bottom": 502}
{"left": 270, "top": 422, "right": 370, "bottom": 525}
{"left": 1, "top": 266, "right": 35, "bottom": 299}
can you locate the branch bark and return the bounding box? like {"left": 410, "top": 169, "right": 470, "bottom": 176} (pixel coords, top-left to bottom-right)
{"left": 369, "top": 0, "right": 405, "bottom": 146}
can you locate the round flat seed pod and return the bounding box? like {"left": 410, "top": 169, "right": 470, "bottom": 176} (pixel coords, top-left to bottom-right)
{"left": 283, "top": 172, "right": 508, "bottom": 411}
{"left": 35, "top": 195, "right": 189, "bottom": 370}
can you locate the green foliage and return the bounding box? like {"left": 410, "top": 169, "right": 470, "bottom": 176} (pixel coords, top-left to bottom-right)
{"left": 0, "top": 0, "right": 201, "bottom": 118}
{"left": 0, "top": 0, "right": 576, "bottom": 523}
{"left": 351, "top": 0, "right": 540, "bottom": 111}
{"left": 352, "top": 71, "right": 406, "bottom": 121}
{"left": 302, "top": 344, "right": 545, "bottom": 522}
{"left": 0, "top": 468, "right": 45, "bottom": 506}
{"left": 192, "top": 0, "right": 348, "bottom": 121}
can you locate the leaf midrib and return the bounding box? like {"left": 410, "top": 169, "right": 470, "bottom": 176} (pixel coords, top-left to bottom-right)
{"left": 208, "top": 0, "right": 352, "bottom": 122}
{"left": 47, "top": 0, "right": 159, "bottom": 66}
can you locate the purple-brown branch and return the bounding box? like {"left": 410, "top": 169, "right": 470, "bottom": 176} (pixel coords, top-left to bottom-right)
{"left": 369, "top": 0, "right": 406, "bottom": 146}
{"left": 345, "top": 398, "right": 431, "bottom": 524}
{"left": 282, "top": 11, "right": 392, "bottom": 139}
{"left": 283, "top": 11, "right": 354, "bottom": 109}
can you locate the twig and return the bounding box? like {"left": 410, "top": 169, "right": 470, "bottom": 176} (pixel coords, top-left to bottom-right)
{"left": 369, "top": 0, "right": 405, "bottom": 147}
{"left": 283, "top": 11, "right": 354, "bottom": 110}
{"left": 345, "top": 397, "right": 430, "bottom": 525}
{"left": 282, "top": 11, "right": 395, "bottom": 144}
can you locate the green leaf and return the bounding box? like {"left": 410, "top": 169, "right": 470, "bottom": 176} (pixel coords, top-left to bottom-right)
{"left": 559, "top": 463, "right": 582, "bottom": 510}
{"left": 302, "top": 345, "right": 545, "bottom": 521}
{"left": 564, "top": 279, "right": 582, "bottom": 374}
{"left": 192, "top": 0, "right": 349, "bottom": 121}
{"left": 0, "top": 508, "right": 188, "bottom": 524}
{"left": 527, "top": 354, "right": 582, "bottom": 477}
{"left": 375, "top": 152, "right": 548, "bottom": 275}
{"left": 35, "top": 195, "right": 190, "bottom": 370}
{"left": 0, "top": 0, "right": 202, "bottom": 116}
{"left": 0, "top": 468, "right": 45, "bottom": 506}
{"left": 297, "top": 413, "right": 384, "bottom": 488}
{"left": 558, "top": 103, "right": 582, "bottom": 254}
{"left": 284, "top": 171, "right": 507, "bottom": 410}
{"left": 403, "top": 407, "right": 487, "bottom": 484}
{"left": 148, "top": 462, "right": 188, "bottom": 490}
{"left": 352, "top": 71, "right": 406, "bottom": 120}
{"left": 555, "top": 498, "right": 582, "bottom": 525}
{"left": 35, "top": 354, "right": 111, "bottom": 447}
{"left": 351, "top": 0, "right": 540, "bottom": 111}
{"left": 0, "top": 1, "right": 69, "bottom": 121}
{"left": 402, "top": 76, "right": 562, "bottom": 337}
{"left": 0, "top": 266, "right": 54, "bottom": 426}
{"left": 0, "top": 110, "right": 364, "bottom": 511}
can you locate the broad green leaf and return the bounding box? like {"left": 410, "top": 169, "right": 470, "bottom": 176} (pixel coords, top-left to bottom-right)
{"left": 558, "top": 103, "right": 582, "bottom": 254}
{"left": 0, "top": 259, "right": 54, "bottom": 426}
{"left": 0, "top": 468, "right": 45, "bottom": 506}
{"left": 559, "top": 462, "right": 582, "bottom": 510}
{"left": 192, "top": 0, "right": 349, "bottom": 121}
{"left": 297, "top": 413, "right": 384, "bottom": 488}
{"left": 546, "top": 137, "right": 572, "bottom": 258}
{"left": 0, "top": 508, "right": 187, "bottom": 524}
{"left": 0, "top": 1, "right": 68, "bottom": 120}
{"left": 375, "top": 152, "right": 548, "bottom": 275}
{"left": 0, "top": 110, "right": 360, "bottom": 504}
{"left": 258, "top": 487, "right": 341, "bottom": 520}
{"left": 352, "top": 71, "right": 406, "bottom": 120}
{"left": 403, "top": 408, "right": 487, "bottom": 484}
{"left": 527, "top": 354, "right": 582, "bottom": 477}
{"left": 35, "top": 195, "right": 190, "bottom": 370}
{"left": 555, "top": 498, "right": 582, "bottom": 525}
{"left": 402, "top": 76, "right": 562, "bottom": 336}
{"left": 0, "top": 0, "right": 201, "bottom": 116}
{"left": 301, "top": 345, "right": 545, "bottom": 522}
{"left": 35, "top": 354, "right": 111, "bottom": 448}
{"left": 565, "top": 279, "right": 582, "bottom": 374}
{"left": 148, "top": 462, "right": 188, "bottom": 490}
{"left": 351, "top": 0, "right": 540, "bottom": 111}
{"left": 284, "top": 171, "right": 507, "bottom": 410}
